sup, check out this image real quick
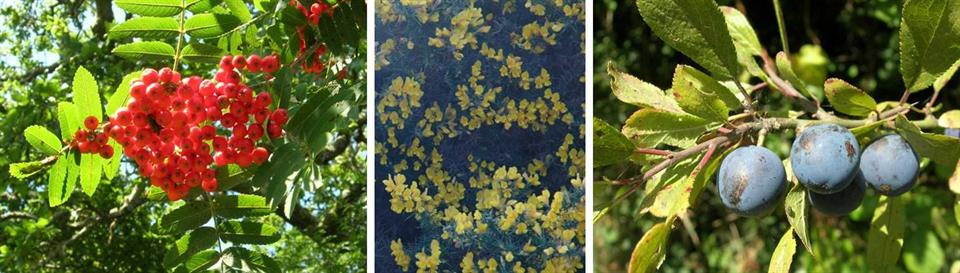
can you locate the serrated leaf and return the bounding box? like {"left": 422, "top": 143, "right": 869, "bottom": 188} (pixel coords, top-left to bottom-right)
{"left": 213, "top": 194, "right": 272, "bottom": 218}
{"left": 57, "top": 102, "right": 81, "bottom": 141}
{"left": 934, "top": 58, "right": 960, "bottom": 92}
{"left": 181, "top": 43, "right": 226, "bottom": 63}
{"left": 768, "top": 228, "right": 797, "bottom": 273}
{"left": 160, "top": 201, "right": 213, "bottom": 234}
{"left": 215, "top": 165, "right": 253, "bottom": 192}
{"left": 113, "top": 41, "right": 176, "bottom": 61}
{"left": 106, "top": 71, "right": 140, "bottom": 117}
{"left": 622, "top": 109, "right": 713, "bottom": 148}
{"left": 185, "top": 250, "right": 220, "bottom": 273}
{"left": 24, "top": 125, "right": 62, "bottom": 155}
{"left": 783, "top": 168, "right": 813, "bottom": 253}
{"left": 9, "top": 161, "right": 44, "bottom": 179}
{"left": 900, "top": 0, "right": 960, "bottom": 92}
{"left": 225, "top": 0, "right": 252, "bottom": 22}
{"left": 672, "top": 65, "right": 733, "bottom": 122}
{"left": 225, "top": 247, "right": 281, "bottom": 273}
{"left": 186, "top": 0, "right": 223, "bottom": 13}
{"left": 163, "top": 227, "right": 218, "bottom": 269}
{"left": 48, "top": 156, "right": 72, "bottom": 206}
{"left": 636, "top": 0, "right": 740, "bottom": 79}
{"left": 895, "top": 115, "right": 960, "bottom": 165}
{"left": 824, "top": 78, "right": 877, "bottom": 117}
{"left": 218, "top": 221, "right": 280, "bottom": 245}
{"left": 776, "top": 52, "right": 815, "bottom": 100}
{"left": 867, "top": 196, "right": 905, "bottom": 273}
{"left": 184, "top": 13, "right": 242, "bottom": 39}
{"left": 73, "top": 66, "right": 101, "bottom": 121}
{"left": 628, "top": 220, "right": 672, "bottom": 273}
{"left": 115, "top": 0, "right": 183, "bottom": 17}
{"left": 108, "top": 17, "right": 180, "bottom": 40}
{"left": 607, "top": 63, "right": 682, "bottom": 112}
{"left": 938, "top": 110, "right": 960, "bottom": 128}
{"left": 79, "top": 153, "right": 102, "bottom": 196}
{"left": 594, "top": 118, "right": 636, "bottom": 167}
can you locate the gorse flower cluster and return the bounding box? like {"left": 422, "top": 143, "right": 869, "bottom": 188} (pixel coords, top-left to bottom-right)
{"left": 376, "top": 0, "right": 585, "bottom": 272}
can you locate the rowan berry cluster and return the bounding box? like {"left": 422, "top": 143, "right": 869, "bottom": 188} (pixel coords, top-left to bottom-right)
{"left": 291, "top": 0, "right": 334, "bottom": 74}
{"left": 70, "top": 116, "right": 114, "bottom": 159}
{"left": 74, "top": 56, "right": 287, "bottom": 201}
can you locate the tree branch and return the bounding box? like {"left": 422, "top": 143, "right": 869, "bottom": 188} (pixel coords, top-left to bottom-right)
{"left": 0, "top": 211, "right": 37, "bottom": 221}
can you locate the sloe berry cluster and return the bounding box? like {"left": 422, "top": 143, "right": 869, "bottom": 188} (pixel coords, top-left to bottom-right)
{"left": 72, "top": 56, "right": 288, "bottom": 201}
{"left": 717, "top": 123, "right": 920, "bottom": 217}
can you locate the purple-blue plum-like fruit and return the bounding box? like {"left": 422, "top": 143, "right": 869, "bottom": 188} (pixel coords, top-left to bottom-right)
{"left": 718, "top": 146, "right": 787, "bottom": 217}
{"left": 945, "top": 128, "right": 960, "bottom": 138}
{"left": 790, "top": 124, "right": 860, "bottom": 194}
{"left": 859, "top": 134, "right": 918, "bottom": 196}
{"left": 808, "top": 175, "right": 866, "bottom": 216}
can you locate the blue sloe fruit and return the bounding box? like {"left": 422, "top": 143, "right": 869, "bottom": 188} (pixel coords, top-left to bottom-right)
{"left": 808, "top": 175, "right": 866, "bottom": 216}
{"left": 718, "top": 146, "right": 787, "bottom": 217}
{"left": 790, "top": 124, "right": 860, "bottom": 194}
{"left": 945, "top": 128, "right": 960, "bottom": 138}
{"left": 859, "top": 134, "right": 918, "bottom": 196}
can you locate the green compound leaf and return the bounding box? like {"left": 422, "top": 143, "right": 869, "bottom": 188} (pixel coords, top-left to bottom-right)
{"left": 184, "top": 13, "right": 242, "bottom": 39}
{"left": 218, "top": 221, "right": 280, "bottom": 245}
{"left": 213, "top": 194, "right": 273, "bottom": 219}
{"left": 47, "top": 155, "right": 72, "bottom": 207}
{"left": 24, "top": 125, "right": 62, "bottom": 155}
{"left": 622, "top": 109, "right": 713, "bottom": 148}
{"left": 867, "top": 196, "right": 905, "bottom": 273}
{"left": 824, "top": 78, "right": 877, "bottom": 117}
{"left": 900, "top": 0, "right": 960, "bottom": 92}
{"left": 73, "top": 66, "right": 102, "bottom": 121}
{"left": 224, "top": 247, "right": 281, "bottom": 273}
{"left": 9, "top": 161, "right": 45, "bottom": 180}
{"left": 180, "top": 43, "right": 226, "bottom": 63}
{"left": 895, "top": 115, "right": 960, "bottom": 166}
{"left": 628, "top": 220, "right": 672, "bottom": 273}
{"left": 57, "top": 102, "right": 81, "bottom": 142}
{"left": 115, "top": 0, "right": 183, "bottom": 17}
{"left": 79, "top": 153, "right": 103, "bottom": 196}
{"left": 108, "top": 17, "right": 180, "bottom": 40}
{"left": 225, "top": 0, "right": 252, "bottom": 22}
{"left": 185, "top": 249, "right": 220, "bottom": 273}
{"left": 163, "top": 227, "right": 218, "bottom": 269}
{"left": 671, "top": 65, "right": 734, "bottom": 122}
{"left": 106, "top": 71, "right": 141, "bottom": 117}
{"left": 768, "top": 228, "right": 797, "bottom": 273}
{"left": 113, "top": 41, "right": 176, "bottom": 61}
{"left": 636, "top": 0, "right": 740, "bottom": 79}
{"left": 159, "top": 201, "right": 213, "bottom": 234}
{"left": 186, "top": 0, "right": 223, "bottom": 13}
{"left": 607, "top": 62, "right": 683, "bottom": 113}
{"left": 593, "top": 118, "right": 636, "bottom": 167}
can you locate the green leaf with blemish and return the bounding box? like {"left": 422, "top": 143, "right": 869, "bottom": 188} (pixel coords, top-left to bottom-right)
{"left": 628, "top": 220, "right": 672, "bottom": 273}
{"left": 607, "top": 62, "right": 683, "bottom": 113}
{"left": 24, "top": 126, "right": 62, "bottom": 155}
{"left": 672, "top": 65, "right": 733, "bottom": 122}
{"left": 824, "top": 78, "right": 877, "bottom": 117}
{"left": 622, "top": 109, "right": 714, "bottom": 148}
{"left": 9, "top": 161, "right": 45, "bottom": 180}
{"left": 782, "top": 162, "right": 813, "bottom": 254}
{"left": 594, "top": 118, "right": 636, "bottom": 167}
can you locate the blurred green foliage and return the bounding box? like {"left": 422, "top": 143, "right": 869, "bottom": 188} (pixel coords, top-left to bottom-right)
{"left": 593, "top": 0, "right": 960, "bottom": 272}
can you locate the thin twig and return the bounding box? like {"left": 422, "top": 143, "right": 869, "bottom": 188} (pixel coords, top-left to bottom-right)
{"left": 634, "top": 148, "right": 672, "bottom": 157}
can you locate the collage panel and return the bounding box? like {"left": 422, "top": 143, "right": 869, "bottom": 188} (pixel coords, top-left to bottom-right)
{"left": 374, "top": 0, "right": 586, "bottom": 272}
{"left": 0, "top": 0, "right": 366, "bottom": 272}
{"left": 594, "top": 0, "right": 960, "bottom": 273}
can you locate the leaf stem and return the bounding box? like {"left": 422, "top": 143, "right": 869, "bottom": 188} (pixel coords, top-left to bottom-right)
{"left": 773, "top": 0, "right": 790, "bottom": 57}
{"left": 172, "top": 0, "right": 188, "bottom": 71}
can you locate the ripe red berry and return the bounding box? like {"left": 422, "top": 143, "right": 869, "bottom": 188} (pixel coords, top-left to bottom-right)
{"left": 270, "top": 109, "right": 289, "bottom": 125}
{"left": 99, "top": 145, "right": 114, "bottom": 159}
{"left": 246, "top": 55, "right": 261, "bottom": 72}
{"left": 232, "top": 55, "right": 247, "bottom": 70}
{"left": 220, "top": 55, "right": 234, "bottom": 70}
{"left": 254, "top": 92, "right": 273, "bottom": 108}
{"left": 158, "top": 67, "right": 174, "bottom": 83}
{"left": 84, "top": 116, "right": 99, "bottom": 130}
{"left": 252, "top": 147, "right": 269, "bottom": 164}
{"left": 201, "top": 178, "right": 218, "bottom": 192}
{"left": 267, "top": 123, "right": 283, "bottom": 139}
{"left": 141, "top": 68, "right": 159, "bottom": 84}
